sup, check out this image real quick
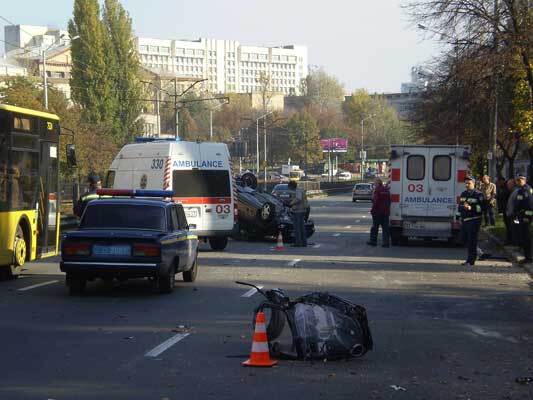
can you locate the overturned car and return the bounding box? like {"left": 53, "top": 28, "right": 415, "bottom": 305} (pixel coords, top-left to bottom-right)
{"left": 234, "top": 173, "right": 315, "bottom": 241}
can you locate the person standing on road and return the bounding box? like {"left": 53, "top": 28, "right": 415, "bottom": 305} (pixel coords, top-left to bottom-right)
{"left": 499, "top": 178, "right": 516, "bottom": 245}
{"left": 458, "top": 176, "right": 485, "bottom": 266}
{"left": 288, "top": 180, "right": 308, "bottom": 247}
{"left": 367, "top": 177, "right": 390, "bottom": 248}
{"left": 74, "top": 173, "right": 102, "bottom": 218}
{"left": 506, "top": 173, "right": 533, "bottom": 264}
{"left": 480, "top": 175, "right": 496, "bottom": 226}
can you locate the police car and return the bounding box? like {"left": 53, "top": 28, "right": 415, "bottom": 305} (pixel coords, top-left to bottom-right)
{"left": 60, "top": 189, "right": 199, "bottom": 295}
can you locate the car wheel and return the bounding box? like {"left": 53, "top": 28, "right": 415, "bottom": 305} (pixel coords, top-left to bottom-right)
{"left": 390, "top": 228, "right": 401, "bottom": 246}
{"left": 399, "top": 235, "right": 409, "bottom": 247}
{"left": 67, "top": 273, "right": 86, "bottom": 295}
{"left": 209, "top": 236, "right": 228, "bottom": 251}
{"left": 183, "top": 255, "right": 198, "bottom": 282}
{"left": 158, "top": 266, "right": 175, "bottom": 294}
{"left": 260, "top": 202, "right": 275, "bottom": 222}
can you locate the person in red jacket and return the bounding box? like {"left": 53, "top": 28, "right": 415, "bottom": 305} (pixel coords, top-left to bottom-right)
{"left": 367, "top": 177, "right": 390, "bottom": 248}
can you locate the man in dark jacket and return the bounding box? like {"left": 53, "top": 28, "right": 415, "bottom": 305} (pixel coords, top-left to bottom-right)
{"left": 367, "top": 178, "right": 390, "bottom": 248}
{"left": 506, "top": 173, "right": 532, "bottom": 263}
{"left": 458, "top": 176, "right": 485, "bottom": 266}
{"left": 74, "top": 173, "right": 101, "bottom": 218}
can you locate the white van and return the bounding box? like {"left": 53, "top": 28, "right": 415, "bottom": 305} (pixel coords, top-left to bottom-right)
{"left": 388, "top": 145, "right": 471, "bottom": 245}
{"left": 105, "top": 139, "right": 236, "bottom": 250}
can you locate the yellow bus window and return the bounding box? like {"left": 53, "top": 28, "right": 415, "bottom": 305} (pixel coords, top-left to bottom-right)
{"left": 14, "top": 116, "right": 31, "bottom": 132}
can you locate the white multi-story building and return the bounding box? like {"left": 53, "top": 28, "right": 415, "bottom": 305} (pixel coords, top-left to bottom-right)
{"left": 4, "top": 25, "right": 69, "bottom": 54}
{"left": 136, "top": 37, "right": 308, "bottom": 95}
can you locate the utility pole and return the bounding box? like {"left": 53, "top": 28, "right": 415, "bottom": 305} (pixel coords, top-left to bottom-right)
{"left": 264, "top": 118, "right": 267, "bottom": 190}
{"left": 43, "top": 49, "right": 48, "bottom": 109}
{"left": 174, "top": 78, "right": 179, "bottom": 139}
{"left": 155, "top": 78, "right": 161, "bottom": 136}
{"left": 256, "top": 118, "right": 259, "bottom": 174}
{"left": 490, "top": 0, "right": 500, "bottom": 180}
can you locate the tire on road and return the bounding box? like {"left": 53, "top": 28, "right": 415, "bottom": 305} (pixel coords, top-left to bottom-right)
{"left": 209, "top": 236, "right": 228, "bottom": 251}
{"left": 158, "top": 266, "right": 176, "bottom": 294}
{"left": 183, "top": 255, "right": 198, "bottom": 282}
{"left": 390, "top": 228, "right": 401, "bottom": 246}
{"left": 67, "top": 273, "right": 86, "bottom": 295}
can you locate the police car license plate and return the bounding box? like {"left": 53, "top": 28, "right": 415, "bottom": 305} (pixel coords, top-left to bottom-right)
{"left": 185, "top": 208, "right": 199, "bottom": 218}
{"left": 93, "top": 245, "right": 131, "bottom": 257}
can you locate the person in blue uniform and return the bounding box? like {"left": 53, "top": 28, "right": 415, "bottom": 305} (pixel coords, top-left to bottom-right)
{"left": 74, "top": 173, "right": 102, "bottom": 218}
{"left": 506, "top": 173, "right": 533, "bottom": 264}
{"left": 458, "top": 176, "right": 485, "bottom": 266}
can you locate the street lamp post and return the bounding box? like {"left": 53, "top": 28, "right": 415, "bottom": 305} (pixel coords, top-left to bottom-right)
{"left": 360, "top": 115, "right": 374, "bottom": 181}
{"left": 209, "top": 101, "right": 226, "bottom": 140}
{"left": 256, "top": 111, "right": 273, "bottom": 178}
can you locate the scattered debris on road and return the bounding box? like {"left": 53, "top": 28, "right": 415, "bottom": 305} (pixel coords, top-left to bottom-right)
{"left": 390, "top": 385, "right": 407, "bottom": 391}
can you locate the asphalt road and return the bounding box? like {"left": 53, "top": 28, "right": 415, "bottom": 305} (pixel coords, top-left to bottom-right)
{"left": 1, "top": 193, "right": 532, "bottom": 400}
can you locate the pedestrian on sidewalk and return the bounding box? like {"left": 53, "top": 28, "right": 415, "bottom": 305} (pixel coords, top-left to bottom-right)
{"left": 500, "top": 178, "right": 517, "bottom": 245}
{"left": 480, "top": 175, "right": 496, "bottom": 226}
{"left": 367, "top": 177, "right": 390, "bottom": 248}
{"left": 288, "top": 180, "right": 309, "bottom": 247}
{"left": 506, "top": 173, "right": 533, "bottom": 264}
{"left": 458, "top": 176, "right": 485, "bottom": 266}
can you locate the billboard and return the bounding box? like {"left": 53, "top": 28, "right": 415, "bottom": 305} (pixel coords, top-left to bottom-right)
{"left": 320, "top": 138, "right": 348, "bottom": 153}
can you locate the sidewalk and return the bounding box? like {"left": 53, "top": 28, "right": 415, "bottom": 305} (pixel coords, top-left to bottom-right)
{"left": 482, "top": 225, "right": 533, "bottom": 278}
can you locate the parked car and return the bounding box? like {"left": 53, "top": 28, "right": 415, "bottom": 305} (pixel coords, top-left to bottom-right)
{"left": 234, "top": 173, "right": 314, "bottom": 241}
{"left": 336, "top": 171, "right": 352, "bottom": 181}
{"left": 352, "top": 183, "right": 374, "bottom": 202}
{"left": 269, "top": 172, "right": 289, "bottom": 184}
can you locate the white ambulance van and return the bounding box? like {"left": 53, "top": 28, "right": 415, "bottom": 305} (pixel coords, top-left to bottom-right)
{"left": 388, "top": 145, "right": 471, "bottom": 245}
{"left": 104, "top": 138, "right": 236, "bottom": 250}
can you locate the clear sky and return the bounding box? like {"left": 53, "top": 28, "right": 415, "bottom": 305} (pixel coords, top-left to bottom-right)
{"left": 0, "top": 0, "right": 442, "bottom": 93}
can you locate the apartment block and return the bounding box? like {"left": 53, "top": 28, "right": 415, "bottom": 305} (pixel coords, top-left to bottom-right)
{"left": 136, "top": 37, "right": 308, "bottom": 96}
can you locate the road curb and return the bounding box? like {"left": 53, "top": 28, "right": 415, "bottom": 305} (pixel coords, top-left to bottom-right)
{"left": 482, "top": 228, "right": 533, "bottom": 278}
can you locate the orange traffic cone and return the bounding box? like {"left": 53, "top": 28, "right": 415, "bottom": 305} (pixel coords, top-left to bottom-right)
{"left": 275, "top": 231, "right": 285, "bottom": 251}
{"left": 242, "top": 311, "right": 277, "bottom": 367}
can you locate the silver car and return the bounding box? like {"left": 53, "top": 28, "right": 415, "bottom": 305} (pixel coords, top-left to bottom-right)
{"left": 352, "top": 183, "right": 374, "bottom": 202}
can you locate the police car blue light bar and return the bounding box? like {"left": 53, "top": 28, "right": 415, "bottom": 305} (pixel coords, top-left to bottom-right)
{"left": 96, "top": 189, "right": 174, "bottom": 197}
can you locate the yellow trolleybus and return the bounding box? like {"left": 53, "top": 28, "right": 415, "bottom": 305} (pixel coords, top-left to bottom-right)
{"left": 0, "top": 104, "right": 61, "bottom": 278}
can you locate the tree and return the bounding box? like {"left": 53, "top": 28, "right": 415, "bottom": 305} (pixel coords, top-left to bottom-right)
{"left": 284, "top": 111, "right": 322, "bottom": 170}
{"left": 68, "top": 0, "right": 115, "bottom": 127}
{"left": 103, "top": 0, "right": 142, "bottom": 142}
{"left": 69, "top": 0, "right": 142, "bottom": 142}
{"left": 302, "top": 67, "right": 345, "bottom": 112}
{"left": 343, "top": 89, "right": 412, "bottom": 159}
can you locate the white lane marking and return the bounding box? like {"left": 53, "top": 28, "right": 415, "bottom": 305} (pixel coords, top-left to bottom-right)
{"left": 464, "top": 325, "right": 519, "bottom": 344}
{"left": 313, "top": 243, "right": 322, "bottom": 249}
{"left": 362, "top": 216, "right": 368, "bottom": 219}
{"left": 241, "top": 286, "right": 264, "bottom": 298}
{"left": 345, "top": 225, "right": 352, "bottom": 229}
{"left": 145, "top": 333, "right": 191, "bottom": 358}
{"left": 287, "top": 259, "right": 301, "bottom": 267}
{"left": 17, "top": 280, "right": 59, "bottom": 291}
{"left": 355, "top": 220, "right": 361, "bottom": 223}
{"left": 333, "top": 233, "right": 341, "bottom": 237}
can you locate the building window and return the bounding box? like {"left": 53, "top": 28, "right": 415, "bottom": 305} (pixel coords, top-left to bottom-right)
{"left": 139, "top": 45, "right": 148, "bottom": 52}
{"left": 149, "top": 45, "right": 158, "bottom": 52}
